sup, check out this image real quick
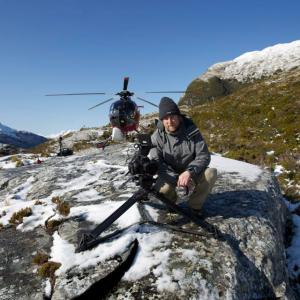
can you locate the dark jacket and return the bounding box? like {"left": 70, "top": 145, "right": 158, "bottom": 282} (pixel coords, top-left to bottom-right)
{"left": 150, "top": 116, "right": 210, "bottom": 184}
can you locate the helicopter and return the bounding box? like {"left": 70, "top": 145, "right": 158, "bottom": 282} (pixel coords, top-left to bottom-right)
{"left": 46, "top": 77, "right": 191, "bottom": 147}
{"left": 46, "top": 77, "right": 159, "bottom": 145}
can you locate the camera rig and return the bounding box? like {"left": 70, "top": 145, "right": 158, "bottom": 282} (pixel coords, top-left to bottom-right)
{"left": 76, "top": 134, "right": 213, "bottom": 253}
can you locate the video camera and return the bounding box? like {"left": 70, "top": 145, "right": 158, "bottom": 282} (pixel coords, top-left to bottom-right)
{"left": 128, "top": 134, "right": 158, "bottom": 190}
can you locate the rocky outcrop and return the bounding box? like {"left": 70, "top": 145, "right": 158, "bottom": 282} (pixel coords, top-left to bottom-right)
{"left": 0, "top": 144, "right": 297, "bottom": 299}
{"left": 179, "top": 40, "right": 300, "bottom": 106}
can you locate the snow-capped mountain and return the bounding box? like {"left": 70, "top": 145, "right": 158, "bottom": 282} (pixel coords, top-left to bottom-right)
{"left": 200, "top": 40, "right": 300, "bottom": 82}
{"left": 0, "top": 122, "right": 47, "bottom": 149}
{"left": 179, "top": 40, "right": 300, "bottom": 106}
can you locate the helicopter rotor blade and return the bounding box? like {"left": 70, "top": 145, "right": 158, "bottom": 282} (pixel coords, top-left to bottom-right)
{"left": 136, "top": 97, "right": 158, "bottom": 107}
{"left": 123, "top": 77, "right": 129, "bottom": 91}
{"left": 46, "top": 92, "right": 106, "bottom": 96}
{"left": 88, "top": 98, "right": 115, "bottom": 110}
{"left": 145, "top": 91, "right": 188, "bottom": 94}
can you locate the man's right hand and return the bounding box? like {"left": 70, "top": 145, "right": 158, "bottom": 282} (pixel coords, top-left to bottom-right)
{"left": 177, "top": 170, "right": 192, "bottom": 187}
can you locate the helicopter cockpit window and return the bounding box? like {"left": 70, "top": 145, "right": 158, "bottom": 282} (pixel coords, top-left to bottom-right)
{"left": 109, "top": 100, "right": 138, "bottom": 128}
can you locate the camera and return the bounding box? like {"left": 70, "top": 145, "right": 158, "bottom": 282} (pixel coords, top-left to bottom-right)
{"left": 128, "top": 134, "right": 158, "bottom": 190}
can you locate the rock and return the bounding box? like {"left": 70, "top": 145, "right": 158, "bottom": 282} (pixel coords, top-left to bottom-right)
{"left": 0, "top": 143, "right": 297, "bottom": 299}
{"left": 0, "top": 226, "right": 52, "bottom": 300}
{"left": 107, "top": 170, "right": 296, "bottom": 299}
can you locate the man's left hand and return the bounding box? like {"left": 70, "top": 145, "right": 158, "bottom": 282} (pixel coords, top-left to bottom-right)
{"left": 177, "top": 171, "right": 192, "bottom": 187}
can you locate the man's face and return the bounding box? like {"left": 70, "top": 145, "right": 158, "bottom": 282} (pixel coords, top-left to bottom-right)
{"left": 162, "top": 114, "right": 181, "bottom": 133}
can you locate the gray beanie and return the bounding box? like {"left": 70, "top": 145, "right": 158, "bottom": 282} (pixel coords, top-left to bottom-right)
{"left": 159, "top": 97, "right": 181, "bottom": 120}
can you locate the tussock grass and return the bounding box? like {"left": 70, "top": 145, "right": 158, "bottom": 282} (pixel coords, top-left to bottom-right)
{"left": 57, "top": 201, "right": 70, "bottom": 216}
{"left": 9, "top": 207, "right": 32, "bottom": 225}
{"left": 11, "top": 155, "right": 24, "bottom": 167}
{"left": 51, "top": 196, "right": 70, "bottom": 216}
{"left": 45, "top": 219, "right": 63, "bottom": 234}
{"left": 37, "top": 261, "right": 61, "bottom": 279}
{"left": 32, "top": 250, "right": 50, "bottom": 265}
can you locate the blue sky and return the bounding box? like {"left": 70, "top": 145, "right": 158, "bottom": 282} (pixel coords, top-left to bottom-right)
{"left": 0, "top": 0, "right": 299, "bottom": 136}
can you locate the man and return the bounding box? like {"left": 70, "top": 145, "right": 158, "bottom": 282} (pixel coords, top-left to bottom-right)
{"left": 150, "top": 97, "right": 217, "bottom": 213}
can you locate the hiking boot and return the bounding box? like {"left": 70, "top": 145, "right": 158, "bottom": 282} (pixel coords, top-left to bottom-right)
{"left": 190, "top": 208, "right": 202, "bottom": 216}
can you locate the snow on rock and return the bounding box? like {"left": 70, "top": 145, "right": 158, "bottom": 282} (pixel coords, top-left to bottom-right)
{"left": 210, "top": 154, "right": 262, "bottom": 182}
{"left": 0, "top": 143, "right": 298, "bottom": 299}
{"left": 200, "top": 40, "right": 300, "bottom": 82}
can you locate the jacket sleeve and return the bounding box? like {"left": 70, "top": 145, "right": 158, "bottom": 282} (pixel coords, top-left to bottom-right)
{"left": 186, "top": 131, "right": 211, "bottom": 178}
{"left": 150, "top": 130, "right": 178, "bottom": 184}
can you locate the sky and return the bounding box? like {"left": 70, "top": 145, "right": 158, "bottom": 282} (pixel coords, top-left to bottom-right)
{"left": 0, "top": 0, "right": 299, "bottom": 136}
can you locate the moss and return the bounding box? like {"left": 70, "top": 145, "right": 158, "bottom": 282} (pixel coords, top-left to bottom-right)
{"left": 37, "top": 261, "right": 61, "bottom": 279}
{"left": 32, "top": 251, "right": 50, "bottom": 265}
{"left": 9, "top": 207, "right": 32, "bottom": 225}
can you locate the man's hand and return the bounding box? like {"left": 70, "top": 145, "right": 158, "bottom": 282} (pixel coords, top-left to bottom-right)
{"left": 177, "top": 170, "right": 192, "bottom": 187}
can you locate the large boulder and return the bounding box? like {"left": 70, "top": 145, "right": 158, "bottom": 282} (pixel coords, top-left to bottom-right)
{"left": 0, "top": 144, "right": 297, "bottom": 299}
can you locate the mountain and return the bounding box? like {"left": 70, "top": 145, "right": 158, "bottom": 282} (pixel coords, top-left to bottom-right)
{"left": 179, "top": 40, "right": 300, "bottom": 203}
{"left": 0, "top": 122, "right": 48, "bottom": 149}
{"left": 180, "top": 40, "right": 300, "bottom": 105}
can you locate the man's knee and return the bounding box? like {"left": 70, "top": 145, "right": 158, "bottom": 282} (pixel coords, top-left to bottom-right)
{"left": 205, "top": 168, "right": 217, "bottom": 184}
{"left": 154, "top": 180, "right": 177, "bottom": 201}
{"left": 159, "top": 182, "right": 173, "bottom": 194}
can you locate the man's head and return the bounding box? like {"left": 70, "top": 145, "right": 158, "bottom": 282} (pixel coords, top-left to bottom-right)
{"left": 159, "top": 97, "right": 182, "bottom": 133}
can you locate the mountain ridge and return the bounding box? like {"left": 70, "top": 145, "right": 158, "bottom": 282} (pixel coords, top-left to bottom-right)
{"left": 179, "top": 40, "right": 300, "bottom": 106}
{"left": 0, "top": 122, "right": 48, "bottom": 149}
